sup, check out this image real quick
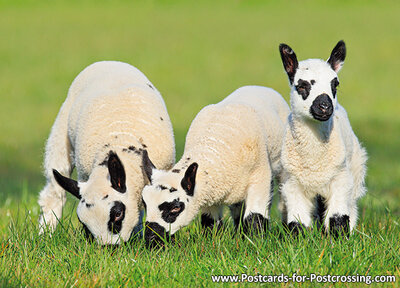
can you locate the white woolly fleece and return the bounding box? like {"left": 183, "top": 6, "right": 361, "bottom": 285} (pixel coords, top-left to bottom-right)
{"left": 38, "top": 61, "right": 175, "bottom": 244}
{"left": 142, "top": 86, "right": 289, "bottom": 235}
{"left": 279, "top": 59, "right": 367, "bottom": 231}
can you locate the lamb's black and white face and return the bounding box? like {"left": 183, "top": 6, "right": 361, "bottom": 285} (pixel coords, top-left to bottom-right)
{"left": 141, "top": 151, "right": 198, "bottom": 246}
{"left": 279, "top": 40, "right": 346, "bottom": 122}
{"left": 53, "top": 152, "right": 139, "bottom": 245}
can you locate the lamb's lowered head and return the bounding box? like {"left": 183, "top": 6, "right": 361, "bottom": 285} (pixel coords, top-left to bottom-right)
{"left": 53, "top": 151, "right": 141, "bottom": 245}
{"left": 279, "top": 40, "right": 346, "bottom": 123}
{"left": 141, "top": 151, "right": 199, "bottom": 246}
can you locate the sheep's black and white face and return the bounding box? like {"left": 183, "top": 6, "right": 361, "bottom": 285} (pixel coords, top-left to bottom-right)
{"left": 53, "top": 152, "right": 139, "bottom": 245}
{"left": 141, "top": 151, "right": 198, "bottom": 246}
{"left": 279, "top": 41, "right": 346, "bottom": 122}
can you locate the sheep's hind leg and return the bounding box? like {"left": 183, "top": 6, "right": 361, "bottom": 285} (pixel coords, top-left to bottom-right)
{"left": 201, "top": 205, "right": 223, "bottom": 233}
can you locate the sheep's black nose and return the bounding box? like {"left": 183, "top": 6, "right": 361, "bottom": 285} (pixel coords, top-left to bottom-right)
{"left": 310, "top": 94, "right": 333, "bottom": 121}
{"left": 144, "top": 221, "right": 169, "bottom": 248}
{"left": 319, "top": 102, "right": 330, "bottom": 111}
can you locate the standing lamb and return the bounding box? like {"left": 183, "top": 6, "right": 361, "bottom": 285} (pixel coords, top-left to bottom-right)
{"left": 278, "top": 41, "right": 367, "bottom": 237}
{"left": 38, "top": 61, "right": 175, "bottom": 245}
{"left": 141, "top": 86, "right": 289, "bottom": 246}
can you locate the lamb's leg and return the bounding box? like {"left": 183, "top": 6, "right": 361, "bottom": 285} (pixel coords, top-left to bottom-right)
{"left": 229, "top": 202, "right": 245, "bottom": 230}
{"left": 201, "top": 205, "right": 223, "bottom": 233}
{"left": 313, "top": 195, "right": 327, "bottom": 229}
{"left": 278, "top": 196, "right": 287, "bottom": 226}
{"left": 241, "top": 168, "right": 273, "bottom": 236}
{"left": 347, "top": 144, "right": 367, "bottom": 231}
{"left": 281, "top": 178, "right": 314, "bottom": 236}
{"left": 348, "top": 199, "right": 359, "bottom": 231}
{"left": 324, "top": 170, "right": 353, "bottom": 238}
{"left": 38, "top": 109, "right": 74, "bottom": 234}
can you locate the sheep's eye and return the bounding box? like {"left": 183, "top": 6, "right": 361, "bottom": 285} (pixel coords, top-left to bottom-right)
{"left": 331, "top": 77, "right": 340, "bottom": 98}
{"left": 295, "top": 79, "right": 312, "bottom": 100}
{"left": 158, "top": 199, "right": 185, "bottom": 223}
{"left": 108, "top": 201, "right": 126, "bottom": 234}
{"left": 115, "top": 211, "right": 123, "bottom": 221}
{"left": 297, "top": 86, "right": 306, "bottom": 93}
{"left": 334, "top": 79, "right": 339, "bottom": 87}
{"left": 170, "top": 207, "right": 181, "bottom": 214}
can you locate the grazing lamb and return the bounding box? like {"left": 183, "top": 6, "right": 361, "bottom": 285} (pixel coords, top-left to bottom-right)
{"left": 278, "top": 41, "right": 367, "bottom": 237}
{"left": 38, "top": 61, "right": 175, "bottom": 245}
{"left": 141, "top": 86, "right": 289, "bottom": 246}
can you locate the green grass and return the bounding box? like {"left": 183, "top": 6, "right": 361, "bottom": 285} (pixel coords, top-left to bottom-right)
{"left": 0, "top": 0, "right": 399, "bottom": 287}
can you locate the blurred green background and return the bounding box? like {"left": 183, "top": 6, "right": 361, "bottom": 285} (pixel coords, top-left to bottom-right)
{"left": 0, "top": 0, "right": 399, "bottom": 220}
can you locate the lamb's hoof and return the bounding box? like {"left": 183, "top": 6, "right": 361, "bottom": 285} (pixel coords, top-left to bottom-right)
{"left": 287, "top": 221, "right": 307, "bottom": 237}
{"left": 243, "top": 213, "right": 268, "bottom": 236}
{"left": 329, "top": 214, "right": 350, "bottom": 239}
{"left": 201, "top": 214, "right": 223, "bottom": 234}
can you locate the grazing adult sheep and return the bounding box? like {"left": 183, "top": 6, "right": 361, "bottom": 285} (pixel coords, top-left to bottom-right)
{"left": 141, "top": 86, "right": 289, "bottom": 246}
{"left": 38, "top": 61, "right": 175, "bottom": 244}
{"left": 278, "top": 41, "right": 367, "bottom": 237}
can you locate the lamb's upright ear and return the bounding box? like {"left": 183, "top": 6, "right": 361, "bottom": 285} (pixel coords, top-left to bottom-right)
{"left": 142, "top": 150, "right": 155, "bottom": 183}
{"left": 279, "top": 43, "right": 299, "bottom": 85}
{"left": 327, "top": 40, "right": 346, "bottom": 73}
{"left": 181, "top": 163, "right": 198, "bottom": 196}
{"left": 108, "top": 152, "right": 126, "bottom": 193}
{"left": 53, "top": 169, "right": 81, "bottom": 200}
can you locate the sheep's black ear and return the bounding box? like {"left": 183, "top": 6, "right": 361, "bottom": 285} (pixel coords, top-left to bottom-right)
{"left": 327, "top": 40, "right": 346, "bottom": 73}
{"left": 142, "top": 150, "right": 155, "bottom": 183}
{"left": 181, "top": 163, "right": 198, "bottom": 196}
{"left": 108, "top": 152, "right": 126, "bottom": 193}
{"left": 279, "top": 43, "right": 298, "bottom": 85}
{"left": 53, "top": 169, "right": 81, "bottom": 200}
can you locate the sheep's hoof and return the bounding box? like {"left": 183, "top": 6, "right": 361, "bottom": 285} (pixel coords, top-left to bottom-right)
{"left": 329, "top": 214, "right": 350, "bottom": 239}
{"left": 200, "top": 214, "right": 223, "bottom": 234}
{"left": 243, "top": 213, "right": 268, "bottom": 236}
{"left": 286, "top": 221, "right": 307, "bottom": 237}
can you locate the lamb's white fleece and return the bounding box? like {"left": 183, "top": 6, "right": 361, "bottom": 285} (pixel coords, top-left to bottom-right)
{"left": 142, "top": 86, "right": 289, "bottom": 236}
{"left": 38, "top": 61, "right": 175, "bottom": 244}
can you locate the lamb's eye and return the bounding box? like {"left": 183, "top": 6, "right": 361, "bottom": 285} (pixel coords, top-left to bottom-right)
{"left": 158, "top": 199, "right": 185, "bottom": 223}
{"left": 108, "top": 201, "right": 126, "bottom": 234}
{"left": 115, "top": 210, "right": 123, "bottom": 221}
{"left": 331, "top": 77, "right": 340, "bottom": 98}
{"left": 170, "top": 206, "right": 181, "bottom": 214}
{"left": 295, "top": 80, "right": 312, "bottom": 100}
{"left": 334, "top": 79, "right": 339, "bottom": 87}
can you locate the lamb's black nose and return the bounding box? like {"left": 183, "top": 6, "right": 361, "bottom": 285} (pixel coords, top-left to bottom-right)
{"left": 310, "top": 94, "right": 333, "bottom": 121}
{"left": 144, "top": 221, "right": 169, "bottom": 248}
{"left": 319, "top": 102, "right": 330, "bottom": 111}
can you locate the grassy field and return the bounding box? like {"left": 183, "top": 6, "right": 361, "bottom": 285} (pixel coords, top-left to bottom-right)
{"left": 0, "top": 0, "right": 399, "bottom": 287}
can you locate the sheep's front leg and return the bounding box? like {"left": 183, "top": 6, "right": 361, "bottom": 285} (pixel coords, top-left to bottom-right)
{"left": 38, "top": 114, "right": 74, "bottom": 234}
{"left": 325, "top": 170, "right": 353, "bottom": 238}
{"left": 229, "top": 202, "right": 245, "bottom": 230}
{"left": 242, "top": 169, "right": 272, "bottom": 236}
{"left": 281, "top": 178, "right": 314, "bottom": 236}
{"left": 201, "top": 205, "right": 223, "bottom": 233}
